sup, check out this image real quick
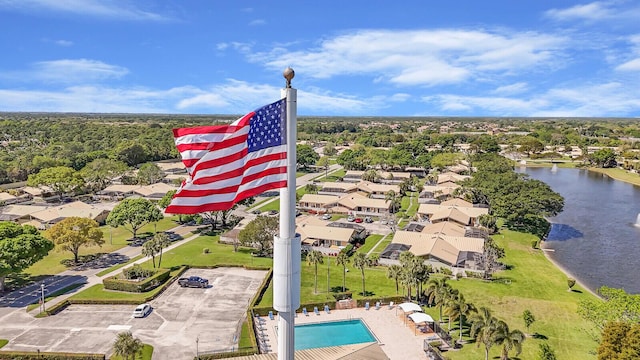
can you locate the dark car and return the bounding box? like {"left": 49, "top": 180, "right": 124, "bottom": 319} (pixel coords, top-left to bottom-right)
{"left": 178, "top": 276, "right": 209, "bottom": 288}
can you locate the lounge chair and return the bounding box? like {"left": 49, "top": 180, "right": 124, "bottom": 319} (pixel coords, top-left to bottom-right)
{"left": 268, "top": 311, "right": 274, "bottom": 320}
{"left": 375, "top": 301, "right": 380, "bottom": 310}
{"left": 302, "top": 307, "right": 309, "bottom": 316}
{"left": 324, "top": 305, "right": 330, "bottom": 314}
{"left": 365, "top": 302, "right": 370, "bottom": 310}
{"left": 388, "top": 301, "right": 394, "bottom": 310}
{"left": 314, "top": 306, "right": 320, "bottom": 315}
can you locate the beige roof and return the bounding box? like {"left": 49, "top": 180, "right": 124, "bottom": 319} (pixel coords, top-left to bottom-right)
{"left": 21, "top": 219, "right": 45, "bottom": 230}
{"left": 102, "top": 184, "right": 139, "bottom": 193}
{"left": 436, "top": 180, "right": 461, "bottom": 189}
{"left": 380, "top": 171, "right": 412, "bottom": 180}
{"left": 344, "top": 170, "right": 365, "bottom": 177}
{"left": 437, "top": 172, "right": 470, "bottom": 184}
{"left": 155, "top": 161, "right": 186, "bottom": 172}
{"left": 392, "top": 231, "right": 484, "bottom": 265}
{"left": 0, "top": 192, "right": 17, "bottom": 201}
{"left": 1, "top": 204, "right": 48, "bottom": 216}
{"left": 297, "top": 224, "right": 354, "bottom": 243}
{"left": 440, "top": 198, "right": 473, "bottom": 208}
{"left": 30, "top": 201, "right": 110, "bottom": 223}
{"left": 420, "top": 221, "right": 466, "bottom": 237}
{"left": 319, "top": 182, "right": 357, "bottom": 192}
{"left": 21, "top": 186, "right": 54, "bottom": 196}
{"left": 430, "top": 207, "right": 471, "bottom": 225}
{"left": 356, "top": 181, "right": 400, "bottom": 194}
{"left": 418, "top": 204, "right": 489, "bottom": 219}
{"left": 299, "top": 193, "right": 340, "bottom": 206}
{"left": 338, "top": 193, "right": 390, "bottom": 210}
{"left": 134, "top": 183, "right": 177, "bottom": 197}
{"left": 164, "top": 174, "right": 187, "bottom": 181}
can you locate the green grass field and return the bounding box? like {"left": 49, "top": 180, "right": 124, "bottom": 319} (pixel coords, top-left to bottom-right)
{"left": 0, "top": 339, "right": 7, "bottom": 349}
{"left": 587, "top": 167, "right": 640, "bottom": 186}
{"left": 109, "top": 344, "right": 153, "bottom": 360}
{"left": 314, "top": 169, "right": 346, "bottom": 182}
{"left": 356, "top": 234, "right": 384, "bottom": 255}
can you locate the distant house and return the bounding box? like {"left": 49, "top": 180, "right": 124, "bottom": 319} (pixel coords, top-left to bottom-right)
{"left": 0, "top": 204, "right": 48, "bottom": 223}
{"left": 419, "top": 185, "right": 459, "bottom": 203}
{"left": 28, "top": 201, "right": 113, "bottom": 229}
{"left": 155, "top": 161, "right": 187, "bottom": 174}
{"left": 337, "top": 193, "right": 391, "bottom": 216}
{"left": 297, "top": 223, "right": 356, "bottom": 249}
{"left": 343, "top": 170, "right": 365, "bottom": 183}
{"left": 20, "top": 186, "right": 58, "bottom": 203}
{"left": 0, "top": 192, "right": 21, "bottom": 205}
{"left": 379, "top": 171, "right": 412, "bottom": 185}
{"left": 382, "top": 230, "right": 484, "bottom": 269}
{"left": 317, "top": 182, "right": 358, "bottom": 196}
{"left": 298, "top": 194, "right": 340, "bottom": 212}
{"left": 133, "top": 183, "right": 177, "bottom": 200}
{"left": 99, "top": 183, "right": 177, "bottom": 200}
{"left": 356, "top": 181, "right": 400, "bottom": 199}
{"left": 417, "top": 200, "right": 488, "bottom": 226}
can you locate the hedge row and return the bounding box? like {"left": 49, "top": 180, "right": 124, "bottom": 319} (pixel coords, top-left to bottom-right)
{"left": 197, "top": 347, "right": 256, "bottom": 359}
{"left": 0, "top": 352, "right": 104, "bottom": 360}
{"left": 103, "top": 268, "right": 170, "bottom": 293}
{"left": 45, "top": 266, "right": 188, "bottom": 316}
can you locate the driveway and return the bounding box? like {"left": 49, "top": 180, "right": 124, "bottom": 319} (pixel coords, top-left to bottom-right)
{"left": 0, "top": 267, "right": 268, "bottom": 359}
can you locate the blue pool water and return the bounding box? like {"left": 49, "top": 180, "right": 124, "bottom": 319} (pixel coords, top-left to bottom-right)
{"left": 295, "top": 319, "right": 376, "bottom": 350}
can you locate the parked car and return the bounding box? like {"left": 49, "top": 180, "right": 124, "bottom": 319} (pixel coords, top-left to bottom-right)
{"left": 364, "top": 217, "right": 373, "bottom": 223}
{"left": 347, "top": 216, "right": 355, "bottom": 222}
{"left": 252, "top": 210, "right": 261, "bottom": 215}
{"left": 132, "top": 303, "right": 152, "bottom": 318}
{"left": 354, "top": 218, "right": 363, "bottom": 223}
{"left": 322, "top": 213, "right": 332, "bottom": 220}
{"left": 178, "top": 276, "right": 209, "bottom": 288}
{"left": 268, "top": 210, "right": 279, "bottom": 216}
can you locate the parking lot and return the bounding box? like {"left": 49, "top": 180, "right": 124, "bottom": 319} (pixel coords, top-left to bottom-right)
{"left": 0, "top": 267, "right": 268, "bottom": 359}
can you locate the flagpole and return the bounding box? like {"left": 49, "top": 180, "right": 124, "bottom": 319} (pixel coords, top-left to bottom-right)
{"left": 273, "top": 67, "right": 301, "bottom": 360}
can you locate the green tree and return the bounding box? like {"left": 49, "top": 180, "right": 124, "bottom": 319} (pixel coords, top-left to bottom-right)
{"left": 153, "top": 232, "right": 171, "bottom": 268}
{"left": 494, "top": 320, "right": 526, "bottom": 360}
{"left": 238, "top": 216, "right": 278, "bottom": 255}
{"left": 362, "top": 169, "right": 380, "bottom": 183}
{"left": 316, "top": 156, "right": 330, "bottom": 179}
{"left": 568, "top": 278, "right": 576, "bottom": 291}
{"left": 386, "top": 264, "right": 402, "bottom": 294}
{"left": 430, "top": 152, "right": 463, "bottom": 170}
{"left": 590, "top": 148, "right": 617, "bottom": 168}
{"left": 46, "top": 217, "right": 104, "bottom": 264}
{"left": 426, "top": 277, "right": 452, "bottom": 323}
{"left": 539, "top": 343, "right": 557, "bottom": 360}
{"left": 0, "top": 222, "right": 54, "bottom": 291}
{"left": 136, "top": 163, "right": 164, "bottom": 185}
{"left": 335, "top": 251, "right": 349, "bottom": 292}
{"left": 519, "top": 136, "right": 545, "bottom": 155}
{"left": 142, "top": 240, "right": 159, "bottom": 268}
{"left": 352, "top": 252, "right": 370, "bottom": 296}
{"left": 445, "top": 292, "right": 477, "bottom": 342}
{"left": 297, "top": 144, "right": 319, "bottom": 169}
{"left": 112, "top": 331, "right": 143, "bottom": 360}
{"left": 469, "top": 307, "right": 500, "bottom": 360}
{"left": 523, "top": 309, "right": 536, "bottom": 333}
{"left": 306, "top": 250, "right": 324, "bottom": 294}
{"left": 26, "top": 166, "right": 84, "bottom": 200}
{"left": 80, "top": 159, "right": 128, "bottom": 192}
{"left": 385, "top": 190, "right": 401, "bottom": 214}
{"left": 323, "top": 142, "right": 337, "bottom": 156}
{"left": 106, "top": 198, "right": 163, "bottom": 239}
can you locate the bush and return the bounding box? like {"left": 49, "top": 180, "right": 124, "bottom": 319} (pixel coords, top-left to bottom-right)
{"left": 531, "top": 240, "right": 539, "bottom": 249}
{"left": 122, "top": 264, "right": 154, "bottom": 280}
{"left": 332, "top": 291, "right": 352, "bottom": 301}
{"left": 203, "top": 248, "right": 210, "bottom": 254}
{"left": 439, "top": 267, "right": 453, "bottom": 276}
{"left": 104, "top": 268, "right": 170, "bottom": 292}
{"left": 0, "top": 352, "right": 104, "bottom": 359}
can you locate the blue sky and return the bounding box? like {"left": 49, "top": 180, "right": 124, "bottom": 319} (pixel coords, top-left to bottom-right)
{"left": 1, "top": 0, "right": 639, "bottom": 117}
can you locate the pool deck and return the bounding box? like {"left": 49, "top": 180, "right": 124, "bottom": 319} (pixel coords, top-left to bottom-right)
{"left": 256, "top": 305, "right": 437, "bottom": 360}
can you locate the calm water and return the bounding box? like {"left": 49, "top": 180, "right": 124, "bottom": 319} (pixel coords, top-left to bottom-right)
{"left": 295, "top": 319, "right": 376, "bottom": 350}
{"left": 517, "top": 167, "right": 640, "bottom": 294}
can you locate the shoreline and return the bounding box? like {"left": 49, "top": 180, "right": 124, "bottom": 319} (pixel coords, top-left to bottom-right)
{"left": 539, "top": 241, "right": 602, "bottom": 300}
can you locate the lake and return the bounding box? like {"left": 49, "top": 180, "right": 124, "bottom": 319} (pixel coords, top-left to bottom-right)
{"left": 516, "top": 166, "right": 640, "bottom": 294}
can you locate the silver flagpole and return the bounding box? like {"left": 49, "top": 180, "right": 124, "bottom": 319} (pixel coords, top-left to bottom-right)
{"left": 273, "top": 67, "right": 301, "bottom": 360}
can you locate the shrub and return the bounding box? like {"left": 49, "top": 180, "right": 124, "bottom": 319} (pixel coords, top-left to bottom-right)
{"left": 531, "top": 240, "right": 539, "bottom": 249}
{"left": 440, "top": 267, "right": 453, "bottom": 276}
{"left": 567, "top": 278, "right": 576, "bottom": 290}
{"left": 203, "top": 248, "right": 210, "bottom": 254}
{"left": 122, "top": 264, "right": 154, "bottom": 280}
{"left": 104, "top": 268, "right": 170, "bottom": 292}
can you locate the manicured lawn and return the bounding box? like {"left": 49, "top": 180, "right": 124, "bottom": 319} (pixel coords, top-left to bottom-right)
{"left": 110, "top": 344, "right": 153, "bottom": 360}
{"left": 20, "top": 217, "right": 181, "bottom": 281}
{"left": 370, "top": 236, "right": 392, "bottom": 256}
{"left": 314, "top": 169, "right": 346, "bottom": 182}
{"left": 588, "top": 167, "right": 640, "bottom": 186}
{"left": 0, "top": 339, "right": 7, "bottom": 349}
{"left": 442, "top": 230, "right": 598, "bottom": 360}
{"left": 356, "top": 234, "right": 384, "bottom": 255}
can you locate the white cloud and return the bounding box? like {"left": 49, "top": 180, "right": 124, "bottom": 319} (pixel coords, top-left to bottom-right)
{"left": 423, "top": 81, "right": 640, "bottom": 117}
{"left": 249, "top": 19, "right": 266, "bottom": 26}
{"left": 545, "top": 1, "right": 615, "bottom": 21}
{"left": 616, "top": 58, "right": 640, "bottom": 71}
{"left": 0, "top": 0, "right": 170, "bottom": 21}
{"left": 493, "top": 82, "right": 529, "bottom": 95}
{"left": 54, "top": 39, "right": 73, "bottom": 46}
{"left": 246, "top": 29, "right": 567, "bottom": 87}
{"left": 0, "top": 59, "right": 129, "bottom": 84}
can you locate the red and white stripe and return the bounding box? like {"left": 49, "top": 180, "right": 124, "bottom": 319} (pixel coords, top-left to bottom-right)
{"left": 165, "top": 111, "right": 287, "bottom": 214}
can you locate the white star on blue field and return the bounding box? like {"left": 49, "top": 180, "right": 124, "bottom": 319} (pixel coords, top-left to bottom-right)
{"left": 0, "top": 0, "right": 639, "bottom": 117}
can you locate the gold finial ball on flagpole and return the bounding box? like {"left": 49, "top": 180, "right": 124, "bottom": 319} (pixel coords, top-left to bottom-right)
{"left": 283, "top": 67, "right": 295, "bottom": 88}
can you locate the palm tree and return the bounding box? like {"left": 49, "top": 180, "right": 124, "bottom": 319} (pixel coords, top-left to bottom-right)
{"left": 399, "top": 177, "right": 413, "bottom": 196}
{"left": 493, "top": 320, "right": 526, "bottom": 360}
{"left": 153, "top": 232, "right": 170, "bottom": 268}
{"left": 386, "top": 264, "right": 402, "bottom": 294}
{"left": 112, "top": 331, "right": 143, "bottom": 360}
{"left": 352, "top": 252, "right": 369, "bottom": 296}
{"left": 335, "top": 252, "right": 349, "bottom": 292}
{"left": 142, "top": 240, "right": 158, "bottom": 268}
{"left": 469, "top": 307, "right": 500, "bottom": 360}
{"left": 362, "top": 169, "right": 380, "bottom": 183}
{"left": 444, "top": 292, "right": 477, "bottom": 342}
{"left": 306, "top": 250, "right": 324, "bottom": 294}
{"left": 426, "top": 277, "right": 450, "bottom": 322}
{"left": 385, "top": 190, "right": 401, "bottom": 214}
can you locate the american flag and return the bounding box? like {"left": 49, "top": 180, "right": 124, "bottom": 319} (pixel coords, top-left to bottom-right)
{"left": 165, "top": 99, "right": 287, "bottom": 214}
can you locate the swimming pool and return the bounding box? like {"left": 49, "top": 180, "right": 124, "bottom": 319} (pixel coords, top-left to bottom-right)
{"left": 295, "top": 319, "right": 376, "bottom": 350}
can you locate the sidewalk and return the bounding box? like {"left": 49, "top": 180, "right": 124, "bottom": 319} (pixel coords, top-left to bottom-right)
{"left": 25, "top": 224, "right": 202, "bottom": 316}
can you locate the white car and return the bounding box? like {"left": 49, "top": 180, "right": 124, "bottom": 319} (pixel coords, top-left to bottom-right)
{"left": 132, "top": 303, "right": 152, "bottom": 318}
{"left": 322, "top": 214, "right": 332, "bottom": 220}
